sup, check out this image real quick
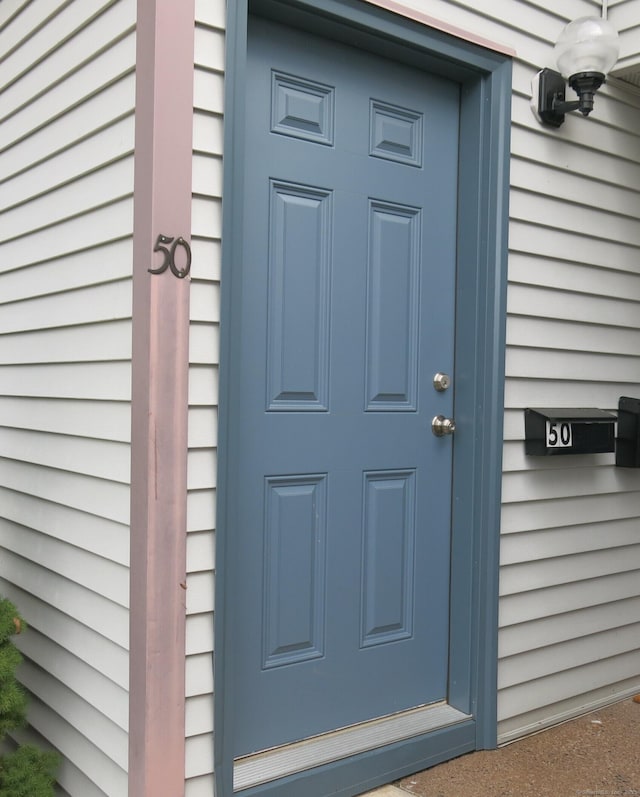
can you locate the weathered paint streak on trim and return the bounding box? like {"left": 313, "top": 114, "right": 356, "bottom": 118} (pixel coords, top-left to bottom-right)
{"left": 363, "top": 0, "right": 517, "bottom": 56}
{"left": 129, "top": 1, "right": 195, "bottom": 795}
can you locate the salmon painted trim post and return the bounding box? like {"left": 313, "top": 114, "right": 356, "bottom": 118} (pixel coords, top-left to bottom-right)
{"left": 129, "top": 1, "right": 195, "bottom": 795}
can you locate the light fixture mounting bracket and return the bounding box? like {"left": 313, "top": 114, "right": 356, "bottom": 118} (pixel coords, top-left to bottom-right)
{"left": 537, "top": 67, "right": 607, "bottom": 127}
{"left": 537, "top": 68, "right": 576, "bottom": 127}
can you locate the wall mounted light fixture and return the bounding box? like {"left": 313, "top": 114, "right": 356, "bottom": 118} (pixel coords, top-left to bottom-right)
{"left": 533, "top": 16, "right": 619, "bottom": 128}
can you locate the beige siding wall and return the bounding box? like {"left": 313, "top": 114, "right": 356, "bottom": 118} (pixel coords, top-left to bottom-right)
{"left": 185, "top": 0, "right": 225, "bottom": 793}
{"left": 0, "top": 0, "right": 136, "bottom": 794}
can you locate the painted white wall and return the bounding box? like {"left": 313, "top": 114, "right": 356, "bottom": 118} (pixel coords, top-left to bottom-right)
{"left": 0, "top": 0, "right": 136, "bottom": 794}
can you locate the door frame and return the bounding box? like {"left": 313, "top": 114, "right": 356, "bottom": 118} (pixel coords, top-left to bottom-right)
{"left": 215, "top": 1, "right": 512, "bottom": 794}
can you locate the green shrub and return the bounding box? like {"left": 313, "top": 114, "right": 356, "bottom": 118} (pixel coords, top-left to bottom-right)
{"left": 0, "top": 599, "right": 58, "bottom": 797}
{"left": 0, "top": 745, "right": 59, "bottom": 797}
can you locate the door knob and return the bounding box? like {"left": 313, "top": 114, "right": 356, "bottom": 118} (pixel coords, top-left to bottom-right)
{"left": 432, "top": 415, "right": 456, "bottom": 437}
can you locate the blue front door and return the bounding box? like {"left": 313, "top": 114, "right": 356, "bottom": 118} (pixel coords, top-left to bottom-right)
{"left": 233, "top": 15, "right": 460, "bottom": 758}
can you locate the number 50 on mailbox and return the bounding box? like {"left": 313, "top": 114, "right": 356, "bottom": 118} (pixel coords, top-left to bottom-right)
{"left": 525, "top": 408, "right": 616, "bottom": 456}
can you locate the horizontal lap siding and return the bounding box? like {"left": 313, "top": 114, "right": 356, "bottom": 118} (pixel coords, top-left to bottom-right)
{"left": 0, "top": 1, "right": 135, "bottom": 794}
{"left": 369, "top": 0, "right": 640, "bottom": 743}
{"left": 185, "top": 1, "right": 225, "bottom": 793}
{"left": 503, "top": 54, "right": 640, "bottom": 740}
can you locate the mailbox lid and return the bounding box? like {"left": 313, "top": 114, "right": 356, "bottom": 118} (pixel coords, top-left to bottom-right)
{"left": 526, "top": 408, "right": 616, "bottom": 422}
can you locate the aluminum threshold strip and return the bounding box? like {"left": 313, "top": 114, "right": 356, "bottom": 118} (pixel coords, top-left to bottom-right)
{"left": 233, "top": 702, "right": 471, "bottom": 791}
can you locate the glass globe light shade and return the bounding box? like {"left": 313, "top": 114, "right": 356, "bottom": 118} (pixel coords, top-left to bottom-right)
{"left": 554, "top": 17, "right": 619, "bottom": 78}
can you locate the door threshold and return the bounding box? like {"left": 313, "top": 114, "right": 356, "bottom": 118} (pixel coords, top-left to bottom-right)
{"left": 233, "top": 702, "right": 470, "bottom": 791}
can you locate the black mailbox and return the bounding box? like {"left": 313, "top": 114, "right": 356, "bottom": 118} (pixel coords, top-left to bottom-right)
{"left": 525, "top": 408, "right": 616, "bottom": 456}
{"left": 616, "top": 396, "right": 640, "bottom": 468}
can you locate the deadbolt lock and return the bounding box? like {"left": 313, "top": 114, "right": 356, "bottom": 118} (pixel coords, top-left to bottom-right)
{"left": 433, "top": 373, "right": 451, "bottom": 392}
{"left": 432, "top": 415, "right": 456, "bottom": 437}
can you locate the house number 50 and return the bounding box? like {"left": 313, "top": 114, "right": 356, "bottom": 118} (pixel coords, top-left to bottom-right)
{"left": 148, "top": 234, "right": 192, "bottom": 279}
{"left": 546, "top": 421, "right": 572, "bottom": 449}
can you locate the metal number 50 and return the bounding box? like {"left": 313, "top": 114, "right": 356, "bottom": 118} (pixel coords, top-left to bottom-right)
{"left": 149, "top": 234, "right": 192, "bottom": 279}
